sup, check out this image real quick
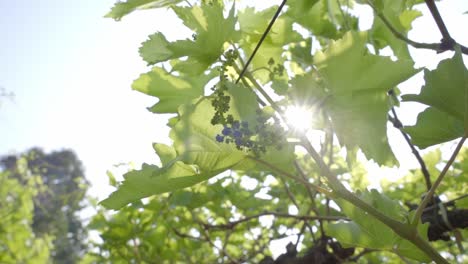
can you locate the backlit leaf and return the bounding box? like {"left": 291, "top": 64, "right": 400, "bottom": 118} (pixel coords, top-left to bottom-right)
{"left": 132, "top": 66, "right": 215, "bottom": 113}
{"left": 403, "top": 48, "right": 468, "bottom": 148}
{"left": 314, "top": 31, "right": 419, "bottom": 164}
{"left": 105, "top": 0, "right": 183, "bottom": 21}
{"left": 139, "top": 2, "right": 236, "bottom": 72}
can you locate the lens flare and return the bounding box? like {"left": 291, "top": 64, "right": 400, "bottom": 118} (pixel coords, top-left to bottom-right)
{"left": 284, "top": 105, "right": 313, "bottom": 131}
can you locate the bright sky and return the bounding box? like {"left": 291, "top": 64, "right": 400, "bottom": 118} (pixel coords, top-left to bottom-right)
{"left": 0, "top": 0, "right": 467, "bottom": 207}
{"left": 0, "top": 0, "right": 192, "bottom": 199}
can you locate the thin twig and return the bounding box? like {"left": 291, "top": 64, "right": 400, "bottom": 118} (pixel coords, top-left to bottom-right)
{"left": 424, "top": 0, "right": 454, "bottom": 48}
{"left": 412, "top": 137, "right": 467, "bottom": 226}
{"left": 293, "top": 161, "right": 321, "bottom": 238}
{"left": 336, "top": 0, "right": 350, "bottom": 30}
{"left": 200, "top": 228, "right": 239, "bottom": 264}
{"left": 172, "top": 227, "right": 205, "bottom": 242}
{"left": 131, "top": 237, "right": 142, "bottom": 263}
{"left": 349, "top": 249, "right": 378, "bottom": 262}
{"left": 280, "top": 177, "right": 301, "bottom": 211}
{"left": 247, "top": 156, "right": 333, "bottom": 197}
{"left": 192, "top": 213, "right": 240, "bottom": 264}
{"left": 368, "top": 1, "right": 438, "bottom": 49}
{"left": 235, "top": 0, "right": 287, "bottom": 84}
{"left": 407, "top": 193, "right": 468, "bottom": 213}
{"left": 201, "top": 211, "right": 348, "bottom": 230}
{"left": 367, "top": 0, "right": 468, "bottom": 54}
{"left": 243, "top": 234, "right": 271, "bottom": 263}
{"left": 389, "top": 107, "right": 432, "bottom": 190}
{"left": 232, "top": 59, "right": 267, "bottom": 106}
{"left": 279, "top": 177, "right": 319, "bottom": 236}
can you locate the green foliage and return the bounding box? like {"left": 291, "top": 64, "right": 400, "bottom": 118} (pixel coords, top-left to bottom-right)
{"left": 138, "top": 2, "right": 236, "bottom": 74}
{"left": 369, "top": 0, "right": 422, "bottom": 59}
{"left": 102, "top": 82, "right": 295, "bottom": 209}
{"left": 1, "top": 148, "right": 89, "bottom": 264}
{"left": 98, "top": 0, "right": 468, "bottom": 263}
{"left": 132, "top": 66, "right": 216, "bottom": 113}
{"left": 327, "top": 189, "right": 431, "bottom": 262}
{"left": 313, "top": 31, "right": 420, "bottom": 165}
{"left": 0, "top": 161, "right": 52, "bottom": 263}
{"left": 105, "top": 0, "right": 184, "bottom": 21}
{"left": 403, "top": 48, "right": 468, "bottom": 148}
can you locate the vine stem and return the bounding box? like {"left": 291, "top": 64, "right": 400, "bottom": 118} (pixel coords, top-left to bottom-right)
{"left": 411, "top": 137, "right": 466, "bottom": 226}
{"left": 239, "top": 67, "right": 448, "bottom": 263}
{"left": 235, "top": 0, "right": 287, "bottom": 84}
{"left": 248, "top": 81, "right": 446, "bottom": 263}
{"left": 202, "top": 211, "right": 348, "bottom": 230}
{"left": 389, "top": 107, "right": 432, "bottom": 190}
{"left": 424, "top": 0, "right": 454, "bottom": 46}
{"left": 247, "top": 156, "right": 333, "bottom": 198}
{"left": 367, "top": 0, "right": 468, "bottom": 54}
{"left": 230, "top": 1, "right": 448, "bottom": 259}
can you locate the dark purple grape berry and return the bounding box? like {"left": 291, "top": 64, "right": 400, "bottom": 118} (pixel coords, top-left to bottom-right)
{"left": 222, "top": 126, "right": 232, "bottom": 136}
{"left": 216, "top": 135, "right": 224, "bottom": 142}
{"left": 233, "top": 130, "right": 242, "bottom": 138}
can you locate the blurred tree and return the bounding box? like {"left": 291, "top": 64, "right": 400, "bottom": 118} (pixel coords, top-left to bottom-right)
{"left": 1, "top": 148, "right": 89, "bottom": 264}
{"left": 0, "top": 159, "right": 52, "bottom": 263}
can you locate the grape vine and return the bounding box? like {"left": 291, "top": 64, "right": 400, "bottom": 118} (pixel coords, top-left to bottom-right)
{"left": 97, "top": 1, "right": 468, "bottom": 263}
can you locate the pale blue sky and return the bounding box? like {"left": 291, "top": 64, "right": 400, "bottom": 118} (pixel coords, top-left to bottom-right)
{"left": 0, "top": 0, "right": 467, "bottom": 201}
{"left": 0, "top": 0, "right": 189, "bottom": 198}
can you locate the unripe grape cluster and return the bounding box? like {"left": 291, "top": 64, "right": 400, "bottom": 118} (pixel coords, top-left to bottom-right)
{"left": 211, "top": 50, "right": 287, "bottom": 155}
{"left": 267, "top": 58, "right": 285, "bottom": 80}
{"left": 215, "top": 112, "right": 286, "bottom": 155}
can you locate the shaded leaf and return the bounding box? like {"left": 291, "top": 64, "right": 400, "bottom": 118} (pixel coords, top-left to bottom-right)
{"left": 369, "top": 0, "right": 421, "bottom": 59}
{"left": 403, "top": 48, "right": 468, "bottom": 148}
{"left": 327, "top": 189, "right": 430, "bottom": 262}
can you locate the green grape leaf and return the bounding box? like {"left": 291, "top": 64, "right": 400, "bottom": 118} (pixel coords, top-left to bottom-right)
{"left": 370, "top": 0, "right": 421, "bottom": 59}
{"left": 314, "top": 31, "right": 420, "bottom": 165}
{"left": 403, "top": 108, "right": 464, "bottom": 148}
{"left": 132, "top": 66, "right": 215, "bottom": 113}
{"left": 153, "top": 143, "right": 177, "bottom": 165}
{"left": 286, "top": 0, "right": 337, "bottom": 39}
{"left": 395, "top": 211, "right": 431, "bottom": 263}
{"left": 101, "top": 82, "right": 294, "bottom": 209}
{"left": 138, "top": 33, "right": 174, "bottom": 65}
{"left": 238, "top": 7, "right": 301, "bottom": 83}
{"left": 327, "top": 221, "right": 384, "bottom": 248}
{"left": 327, "top": 189, "right": 430, "bottom": 262}
{"left": 105, "top": 0, "right": 183, "bottom": 21}
{"left": 289, "top": 38, "right": 314, "bottom": 67}
{"left": 138, "top": 2, "right": 236, "bottom": 72}
{"left": 327, "top": 190, "right": 404, "bottom": 249}
{"left": 170, "top": 101, "right": 247, "bottom": 172}
{"left": 100, "top": 162, "right": 212, "bottom": 210}
{"left": 402, "top": 48, "right": 468, "bottom": 148}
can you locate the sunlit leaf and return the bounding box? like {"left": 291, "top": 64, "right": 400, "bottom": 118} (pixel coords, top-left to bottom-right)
{"left": 314, "top": 31, "right": 419, "bottom": 165}
{"left": 132, "top": 66, "right": 215, "bottom": 113}
{"left": 105, "top": 0, "right": 184, "bottom": 21}
{"left": 139, "top": 2, "right": 236, "bottom": 72}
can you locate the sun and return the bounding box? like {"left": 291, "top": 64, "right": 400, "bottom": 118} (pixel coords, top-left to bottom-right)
{"left": 284, "top": 105, "right": 314, "bottom": 132}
